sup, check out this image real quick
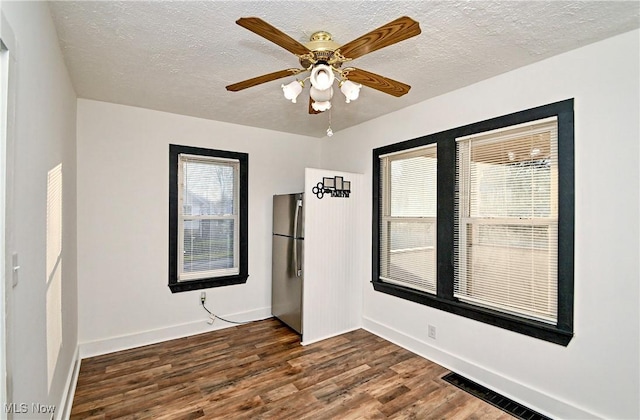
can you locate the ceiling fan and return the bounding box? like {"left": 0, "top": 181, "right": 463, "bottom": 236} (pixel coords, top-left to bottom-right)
{"left": 225, "top": 16, "right": 421, "bottom": 117}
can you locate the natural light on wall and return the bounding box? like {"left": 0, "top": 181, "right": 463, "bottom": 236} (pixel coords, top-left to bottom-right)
{"left": 46, "top": 163, "right": 63, "bottom": 390}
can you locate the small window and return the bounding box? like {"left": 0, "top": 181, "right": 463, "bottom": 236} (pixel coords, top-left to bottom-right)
{"left": 169, "top": 145, "right": 248, "bottom": 293}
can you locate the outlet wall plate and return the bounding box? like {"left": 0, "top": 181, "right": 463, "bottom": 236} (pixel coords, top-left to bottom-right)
{"left": 428, "top": 325, "right": 437, "bottom": 339}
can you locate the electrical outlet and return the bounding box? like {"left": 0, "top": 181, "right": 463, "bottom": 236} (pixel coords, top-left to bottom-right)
{"left": 200, "top": 292, "right": 206, "bottom": 304}
{"left": 428, "top": 324, "right": 437, "bottom": 339}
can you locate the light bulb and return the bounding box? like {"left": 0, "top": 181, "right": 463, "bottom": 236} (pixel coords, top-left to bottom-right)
{"left": 310, "top": 64, "right": 335, "bottom": 91}
{"left": 281, "top": 80, "right": 303, "bottom": 103}
{"left": 340, "top": 80, "right": 362, "bottom": 103}
{"left": 326, "top": 127, "right": 333, "bottom": 137}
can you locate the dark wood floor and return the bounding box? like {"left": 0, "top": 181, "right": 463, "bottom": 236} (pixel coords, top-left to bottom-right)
{"left": 71, "top": 318, "right": 512, "bottom": 419}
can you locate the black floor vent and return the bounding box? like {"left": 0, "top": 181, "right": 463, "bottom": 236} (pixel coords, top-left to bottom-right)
{"left": 442, "top": 372, "right": 552, "bottom": 420}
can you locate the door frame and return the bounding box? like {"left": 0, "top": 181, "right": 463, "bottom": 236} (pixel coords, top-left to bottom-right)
{"left": 1, "top": 11, "right": 18, "bottom": 416}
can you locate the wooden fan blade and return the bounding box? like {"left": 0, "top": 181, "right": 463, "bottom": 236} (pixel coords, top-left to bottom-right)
{"left": 344, "top": 68, "right": 411, "bottom": 97}
{"left": 236, "top": 17, "right": 311, "bottom": 56}
{"left": 337, "top": 16, "right": 421, "bottom": 60}
{"left": 226, "top": 69, "right": 302, "bottom": 92}
{"left": 308, "top": 96, "right": 322, "bottom": 114}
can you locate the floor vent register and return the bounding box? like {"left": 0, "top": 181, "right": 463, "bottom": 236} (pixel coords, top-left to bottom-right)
{"left": 441, "top": 372, "right": 552, "bottom": 420}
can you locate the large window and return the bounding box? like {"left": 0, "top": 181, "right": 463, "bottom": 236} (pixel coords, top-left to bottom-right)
{"left": 169, "top": 145, "right": 248, "bottom": 293}
{"left": 372, "top": 100, "right": 574, "bottom": 345}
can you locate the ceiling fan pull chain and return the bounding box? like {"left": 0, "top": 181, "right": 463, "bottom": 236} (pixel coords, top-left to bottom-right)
{"left": 326, "top": 107, "right": 333, "bottom": 137}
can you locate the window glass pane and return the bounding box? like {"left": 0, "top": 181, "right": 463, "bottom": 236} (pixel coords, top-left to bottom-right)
{"left": 462, "top": 222, "right": 557, "bottom": 321}
{"left": 183, "top": 160, "right": 236, "bottom": 216}
{"left": 183, "top": 219, "right": 235, "bottom": 273}
{"left": 380, "top": 145, "right": 437, "bottom": 294}
{"left": 469, "top": 132, "right": 552, "bottom": 218}
{"left": 390, "top": 220, "right": 436, "bottom": 250}
{"left": 383, "top": 220, "right": 436, "bottom": 292}
{"left": 390, "top": 154, "right": 437, "bottom": 218}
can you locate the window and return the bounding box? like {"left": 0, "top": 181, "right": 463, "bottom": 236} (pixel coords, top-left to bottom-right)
{"left": 169, "top": 145, "right": 248, "bottom": 293}
{"left": 454, "top": 119, "right": 558, "bottom": 323}
{"left": 372, "top": 100, "right": 574, "bottom": 345}
{"left": 379, "top": 145, "right": 438, "bottom": 294}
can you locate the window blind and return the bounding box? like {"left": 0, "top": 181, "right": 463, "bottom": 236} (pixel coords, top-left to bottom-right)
{"left": 454, "top": 118, "right": 558, "bottom": 323}
{"left": 380, "top": 145, "right": 437, "bottom": 293}
{"left": 178, "top": 154, "right": 239, "bottom": 281}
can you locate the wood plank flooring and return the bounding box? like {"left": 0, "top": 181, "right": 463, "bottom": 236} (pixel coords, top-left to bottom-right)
{"left": 71, "top": 318, "right": 512, "bottom": 419}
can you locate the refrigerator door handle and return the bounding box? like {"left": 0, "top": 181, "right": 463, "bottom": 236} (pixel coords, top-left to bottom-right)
{"left": 294, "top": 239, "right": 302, "bottom": 277}
{"left": 294, "top": 199, "right": 302, "bottom": 277}
{"left": 294, "top": 198, "right": 302, "bottom": 238}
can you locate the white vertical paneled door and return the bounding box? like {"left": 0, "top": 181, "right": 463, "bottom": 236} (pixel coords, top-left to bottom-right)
{"left": 302, "top": 168, "right": 366, "bottom": 345}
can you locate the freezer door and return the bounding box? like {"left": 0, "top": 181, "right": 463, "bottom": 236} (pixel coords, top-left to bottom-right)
{"left": 273, "top": 193, "right": 304, "bottom": 238}
{"left": 271, "top": 235, "right": 303, "bottom": 334}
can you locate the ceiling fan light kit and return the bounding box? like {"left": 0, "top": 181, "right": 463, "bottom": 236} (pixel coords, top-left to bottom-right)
{"left": 309, "top": 85, "right": 333, "bottom": 103}
{"left": 281, "top": 80, "right": 304, "bottom": 103}
{"left": 226, "top": 16, "right": 421, "bottom": 135}
{"left": 312, "top": 100, "right": 332, "bottom": 113}
{"left": 340, "top": 80, "right": 362, "bottom": 103}
{"left": 310, "top": 63, "right": 335, "bottom": 90}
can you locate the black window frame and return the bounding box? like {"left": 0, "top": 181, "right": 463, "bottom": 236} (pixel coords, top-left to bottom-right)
{"left": 168, "top": 144, "right": 249, "bottom": 293}
{"left": 372, "top": 99, "right": 574, "bottom": 346}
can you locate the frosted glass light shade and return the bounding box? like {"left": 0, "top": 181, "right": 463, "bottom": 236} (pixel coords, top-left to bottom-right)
{"left": 281, "top": 80, "right": 303, "bottom": 103}
{"left": 309, "top": 86, "right": 333, "bottom": 102}
{"left": 340, "top": 80, "right": 362, "bottom": 103}
{"left": 310, "top": 64, "right": 335, "bottom": 91}
{"left": 311, "top": 100, "right": 332, "bottom": 112}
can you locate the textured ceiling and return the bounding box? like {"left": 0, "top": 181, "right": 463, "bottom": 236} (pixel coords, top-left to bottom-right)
{"left": 49, "top": 1, "right": 639, "bottom": 138}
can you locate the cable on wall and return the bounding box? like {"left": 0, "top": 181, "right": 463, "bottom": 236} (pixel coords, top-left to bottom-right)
{"left": 201, "top": 301, "right": 252, "bottom": 325}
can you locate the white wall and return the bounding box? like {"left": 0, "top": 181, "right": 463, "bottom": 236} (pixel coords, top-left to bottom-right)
{"left": 76, "top": 99, "right": 321, "bottom": 354}
{"left": 320, "top": 30, "right": 639, "bottom": 419}
{"left": 1, "top": 1, "right": 78, "bottom": 418}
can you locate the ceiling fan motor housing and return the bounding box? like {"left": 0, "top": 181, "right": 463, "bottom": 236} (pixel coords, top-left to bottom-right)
{"left": 300, "top": 31, "right": 341, "bottom": 68}
{"left": 306, "top": 31, "right": 340, "bottom": 51}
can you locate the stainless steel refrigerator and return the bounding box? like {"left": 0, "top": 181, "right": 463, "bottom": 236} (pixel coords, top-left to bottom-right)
{"left": 271, "top": 193, "right": 304, "bottom": 334}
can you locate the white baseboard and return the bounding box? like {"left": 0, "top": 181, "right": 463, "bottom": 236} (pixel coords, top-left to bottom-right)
{"left": 301, "top": 325, "right": 361, "bottom": 346}
{"left": 79, "top": 307, "right": 272, "bottom": 359}
{"left": 362, "top": 316, "right": 599, "bottom": 420}
{"left": 56, "top": 346, "right": 80, "bottom": 420}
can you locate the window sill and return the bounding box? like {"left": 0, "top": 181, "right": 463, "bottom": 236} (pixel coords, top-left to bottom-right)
{"left": 169, "top": 273, "right": 249, "bottom": 293}
{"left": 372, "top": 280, "right": 573, "bottom": 346}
